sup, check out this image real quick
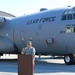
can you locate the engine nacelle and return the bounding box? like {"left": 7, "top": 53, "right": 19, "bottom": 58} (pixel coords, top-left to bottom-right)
{"left": 0, "top": 36, "right": 17, "bottom": 53}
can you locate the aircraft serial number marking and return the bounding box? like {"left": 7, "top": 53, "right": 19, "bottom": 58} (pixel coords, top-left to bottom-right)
{"left": 26, "top": 16, "right": 56, "bottom": 25}
{"left": 60, "top": 31, "right": 65, "bottom": 33}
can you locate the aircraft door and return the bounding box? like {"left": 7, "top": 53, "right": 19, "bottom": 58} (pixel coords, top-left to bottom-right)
{"left": 14, "top": 29, "right": 25, "bottom": 52}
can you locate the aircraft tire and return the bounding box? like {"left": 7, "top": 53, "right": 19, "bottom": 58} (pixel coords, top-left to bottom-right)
{"left": 64, "top": 54, "right": 74, "bottom": 65}
{"left": 0, "top": 53, "right": 3, "bottom": 56}
{"left": 73, "top": 55, "right": 75, "bottom": 64}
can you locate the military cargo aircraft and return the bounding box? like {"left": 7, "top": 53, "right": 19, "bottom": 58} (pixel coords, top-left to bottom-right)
{"left": 0, "top": 7, "right": 75, "bottom": 65}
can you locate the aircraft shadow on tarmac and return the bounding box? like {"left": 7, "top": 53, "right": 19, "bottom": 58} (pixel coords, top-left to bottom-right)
{"left": 0, "top": 58, "right": 75, "bottom": 73}
{"left": 35, "top": 57, "right": 75, "bottom": 73}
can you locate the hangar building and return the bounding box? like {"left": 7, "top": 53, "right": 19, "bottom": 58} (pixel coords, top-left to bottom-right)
{"left": 0, "top": 11, "right": 15, "bottom": 17}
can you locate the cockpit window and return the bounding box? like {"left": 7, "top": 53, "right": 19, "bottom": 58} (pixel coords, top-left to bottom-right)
{"left": 67, "top": 10, "right": 73, "bottom": 20}
{"left": 61, "top": 10, "right": 75, "bottom": 20}
{"left": 62, "top": 15, "right": 67, "bottom": 20}
{"left": 73, "top": 11, "right": 75, "bottom": 19}
{"left": 62, "top": 11, "right": 68, "bottom": 20}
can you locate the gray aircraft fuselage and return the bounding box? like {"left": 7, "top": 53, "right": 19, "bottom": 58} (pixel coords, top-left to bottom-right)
{"left": 0, "top": 7, "right": 75, "bottom": 57}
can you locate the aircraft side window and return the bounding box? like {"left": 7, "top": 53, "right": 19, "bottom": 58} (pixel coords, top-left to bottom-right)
{"left": 61, "top": 11, "right": 68, "bottom": 20}
{"left": 67, "top": 11, "right": 73, "bottom": 20}
{"left": 72, "top": 25, "right": 75, "bottom": 33}
{"left": 66, "top": 26, "right": 71, "bottom": 33}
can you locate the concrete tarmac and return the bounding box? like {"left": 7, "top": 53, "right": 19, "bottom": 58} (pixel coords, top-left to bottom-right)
{"left": 0, "top": 55, "right": 75, "bottom": 75}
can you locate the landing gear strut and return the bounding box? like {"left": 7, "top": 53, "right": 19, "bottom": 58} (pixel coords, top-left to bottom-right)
{"left": 64, "top": 54, "right": 75, "bottom": 65}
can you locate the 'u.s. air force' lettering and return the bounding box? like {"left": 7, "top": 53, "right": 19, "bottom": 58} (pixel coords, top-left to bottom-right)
{"left": 26, "top": 16, "right": 56, "bottom": 25}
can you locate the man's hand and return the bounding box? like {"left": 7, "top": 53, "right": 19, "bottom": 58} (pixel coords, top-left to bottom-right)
{"left": 21, "top": 48, "right": 24, "bottom": 54}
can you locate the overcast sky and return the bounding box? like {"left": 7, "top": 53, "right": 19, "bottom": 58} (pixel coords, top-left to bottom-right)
{"left": 0, "top": 0, "right": 75, "bottom": 16}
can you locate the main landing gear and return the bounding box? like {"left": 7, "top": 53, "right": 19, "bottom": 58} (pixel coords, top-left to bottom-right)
{"left": 64, "top": 54, "right": 75, "bottom": 65}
